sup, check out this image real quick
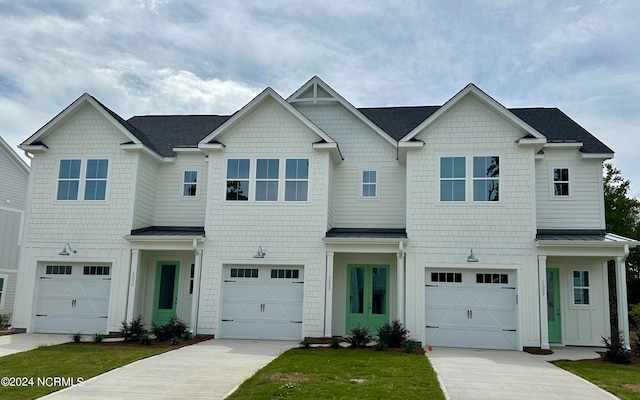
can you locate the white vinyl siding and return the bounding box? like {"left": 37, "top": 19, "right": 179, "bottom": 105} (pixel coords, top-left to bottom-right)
{"left": 0, "top": 145, "right": 29, "bottom": 209}
{"left": 133, "top": 153, "right": 157, "bottom": 229}
{"left": 536, "top": 150, "right": 604, "bottom": 229}
{"left": 0, "top": 208, "right": 23, "bottom": 271}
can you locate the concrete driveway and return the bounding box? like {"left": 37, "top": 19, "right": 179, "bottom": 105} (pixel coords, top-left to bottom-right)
{"left": 0, "top": 333, "right": 71, "bottom": 357}
{"left": 427, "top": 347, "right": 618, "bottom": 400}
{"left": 41, "top": 339, "right": 296, "bottom": 399}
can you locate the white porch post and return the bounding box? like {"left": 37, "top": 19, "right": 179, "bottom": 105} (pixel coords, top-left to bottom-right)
{"left": 397, "top": 242, "right": 405, "bottom": 324}
{"left": 126, "top": 249, "right": 140, "bottom": 322}
{"left": 615, "top": 255, "right": 631, "bottom": 349}
{"left": 324, "top": 251, "right": 334, "bottom": 337}
{"left": 190, "top": 249, "right": 203, "bottom": 334}
{"left": 538, "top": 255, "right": 549, "bottom": 349}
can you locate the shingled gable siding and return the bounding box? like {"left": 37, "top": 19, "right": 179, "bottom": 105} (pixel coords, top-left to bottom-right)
{"left": 0, "top": 145, "right": 28, "bottom": 210}
{"left": 293, "top": 102, "right": 406, "bottom": 229}
{"left": 198, "top": 97, "right": 329, "bottom": 337}
{"left": 404, "top": 95, "right": 541, "bottom": 347}
{"left": 133, "top": 152, "right": 157, "bottom": 229}
{"left": 535, "top": 148, "right": 605, "bottom": 230}
{"left": 154, "top": 153, "right": 208, "bottom": 226}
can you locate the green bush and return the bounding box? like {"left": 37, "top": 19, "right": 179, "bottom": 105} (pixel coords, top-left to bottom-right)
{"left": 151, "top": 315, "right": 188, "bottom": 342}
{"left": 630, "top": 304, "right": 640, "bottom": 329}
{"left": 602, "top": 326, "right": 631, "bottom": 364}
{"left": 121, "top": 315, "right": 147, "bottom": 343}
{"left": 404, "top": 340, "right": 417, "bottom": 354}
{"left": 93, "top": 333, "right": 104, "bottom": 344}
{"left": 346, "top": 325, "right": 372, "bottom": 348}
{"left": 375, "top": 340, "right": 388, "bottom": 351}
{"left": 329, "top": 337, "right": 342, "bottom": 349}
{"left": 299, "top": 337, "right": 312, "bottom": 349}
{"left": 71, "top": 332, "right": 82, "bottom": 344}
{"left": 377, "top": 320, "right": 409, "bottom": 348}
{"left": 0, "top": 313, "right": 11, "bottom": 330}
{"left": 182, "top": 331, "right": 193, "bottom": 341}
{"left": 139, "top": 332, "right": 152, "bottom": 346}
{"left": 170, "top": 336, "right": 181, "bottom": 345}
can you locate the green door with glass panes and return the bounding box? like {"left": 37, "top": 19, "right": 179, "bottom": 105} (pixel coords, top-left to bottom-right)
{"left": 152, "top": 262, "right": 180, "bottom": 326}
{"left": 547, "top": 268, "right": 561, "bottom": 343}
{"left": 346, "top": 265, "right": 390, "bottom": 334}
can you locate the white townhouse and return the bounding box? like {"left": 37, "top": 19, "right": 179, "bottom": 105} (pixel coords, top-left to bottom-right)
{"left": 12, "top": 76, "right": 638, "bottom": 350}
{"left": 0, "top": 136, "right": 29, "bottom": 317}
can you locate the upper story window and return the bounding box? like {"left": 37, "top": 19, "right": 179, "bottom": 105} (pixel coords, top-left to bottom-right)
{"left": 183, "top": 171, "right": 198, "bottom": 197}
{"left": 255, "top": 159, "right": 279, "bottom": 201}
{"left": 439, "top": 156, "right": 500, "bottom": 202}
{"left": 573, "top": 270, "right": 590, "bottom": 305}
{"left": 57, "top": 159, "right": 109, "bottom": 201}
{"left": 285, "top": 159, "right": 309, "bottom": 202}
{"left": 473, "top": 156, "right": 499, "bottom": 201}
{"left": 440, "top": 157, "right": 466, "bottom": 201}
{"left": 226, "top": 159, "right": 250, "bottom": 201}
{"left": 362, "top": 170, "right": 377, "bottom": 198}
{"left": 553, "top": 168, "right": 570, "bottom": 197}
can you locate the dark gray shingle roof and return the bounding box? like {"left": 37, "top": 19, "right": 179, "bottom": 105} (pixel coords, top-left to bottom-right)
{"left": 358, "top": 106, "right": 440, "bottom": 141}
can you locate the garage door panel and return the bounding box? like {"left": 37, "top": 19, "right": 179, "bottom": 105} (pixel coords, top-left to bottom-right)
{"left": 262, "top": 321, "right": 302, "bottom": 340}
{"left": 222, "top": 301, "right": 263, "bottom": 320}
{"left": 220, "top": 320, "right": 261, "bottom": 339}
{"left": 470, "top": 329, "right": 517, "bottom": 350}
{"left": 223, "top": 283, "right": 262, "bottom": 301}
{"left": 263, "top": 284, "right": 303, "bottom": 302}
{"left": 426, "top": 326, "right": 469, "bottom": 345}
{"left": 426, "top": 308, "right": 469, "bottom": 328}
{"left": 469, "top": 289, "right": 515, "bottom": 307}
{"left": 426, "top": 287, "right": 467, "bottom": 307}
{"left": 471, "top": 309, "right": 517, "bottom": 329}
{"left": 263, "top": 302, "right": 303, "bottom": 321}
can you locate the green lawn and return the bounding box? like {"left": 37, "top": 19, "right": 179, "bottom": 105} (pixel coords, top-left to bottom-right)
{"left": 0, "top": 344, "right": 167, "bottom": 400}
{"left": 227, "top": 348, "right": 445, "bottom": 400}
{"left": 555, "top": 361, "right": 640, "bottom": 400}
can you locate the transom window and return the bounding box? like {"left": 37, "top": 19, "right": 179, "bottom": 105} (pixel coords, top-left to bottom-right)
{"left": 271, "top": 269, "right": 300, "bottom": 279}
{"left": 226, "top": 159, "right": 250, "bottom": 201}
{"left": 431, "top": 272, "right": 462, "bottom": 283}
{"left": 362, "top": 170, "right": 377, "bottom": 197}
{"left": 183, "top": 171, "right": 198, "bottom": 197}
{"left": 230, "top": 268, "right": 258, "bottom": 278}
{"left": 553, "top": 168, "right": 570, "bottom": 196}
{"left": 83, "top": 266, "right": 110, "bottom": 276}
{"left": 46, "top": 265, "right": 72, "bottom": 275}
{"left": 573, "top": 271, "right": 590, "bottom": 305}
{"left": 255, "top": 159, "right": 279, "bottom": 201}
{"left": 476, "top": 273, "right": 508, "bottom": 284}
{"left": 57, "top": 159, "right": 109, "bottom": 201}
{"left": 439, "top": 156, "right": 499, "bottom": 202}
{"left": 285, "top": 159, "right": 309, "bottom": 202}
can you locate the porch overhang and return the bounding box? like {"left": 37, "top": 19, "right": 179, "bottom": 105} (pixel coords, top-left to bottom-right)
{"left": 124, "top": 226, "right": 205, "bottom": 250}
{"left": 536, "top": 229, "right": 639, "bottom": 257}
{"left": 323, "top": 228, "right": 407, "bottom": 252}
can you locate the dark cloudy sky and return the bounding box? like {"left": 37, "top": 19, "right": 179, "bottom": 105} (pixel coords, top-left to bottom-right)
{"left": 1, "top": 0, "right": 638, "bottom": 196}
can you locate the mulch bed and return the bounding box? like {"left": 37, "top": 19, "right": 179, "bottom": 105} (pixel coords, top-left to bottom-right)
{"left": 74, "top": 334, "right": 214, "bottom": 349}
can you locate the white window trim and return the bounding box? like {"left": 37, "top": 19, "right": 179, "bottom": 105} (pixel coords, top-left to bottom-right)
{"left": 181, "top": 168, "right": 201, "bottom": 199}
{"left": 572, "top": 270, "right": 590, "bottom": 306}
{"left": 55, "top": 157, "right": 112, "bottom": 203}
{"left": 437, "top": 154, "right": 502, "bottom": 204}
{"left": 550, "top": 166, "right": 572, "bottom": 199}
{"left": 223, "top": 157, "right": 311, "bottom": 204}
{"left": 360, "top": 168, "right": 379, "bottom": 199}
{"left": 0, "top": 274, "right": 7, "bottom": 309}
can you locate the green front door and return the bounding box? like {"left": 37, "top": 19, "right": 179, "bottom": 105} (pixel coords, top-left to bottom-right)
{"left": 346, "top": 265, "right": 389, "bottom": 334}
{"left": 547, "top": 268, "right": 561, "bottom": 343}
{"left": 153, "top": 262, "right": 180, "bottom": 326}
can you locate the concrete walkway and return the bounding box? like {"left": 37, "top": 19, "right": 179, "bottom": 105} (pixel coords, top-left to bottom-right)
{"left": 0, "top": 333, "right": 71, "bottom": 357}
{"left": 427, "top": 347, "right": 618, "bottom": 400}
{"left": 41, "top": 339, "right": 296, "bottom": 399}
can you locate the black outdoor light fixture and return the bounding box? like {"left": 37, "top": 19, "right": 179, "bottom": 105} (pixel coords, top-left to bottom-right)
{"left": 58, "top": 243, "right": 77, "bottom": 256}
{"left": 467, "top": 249, "right": 479, "bottom": 263}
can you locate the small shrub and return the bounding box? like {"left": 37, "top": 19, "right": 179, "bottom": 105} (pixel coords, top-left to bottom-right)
{"left": 630, "top": 304, "right": 640, "bottom": 329}
{"left": 121, "top": 315, "right": 147, "bottom": 343}
{"left": 71, "top": 332, "right": 82, "bottom": 344}
{"left": 404, "top": 340, "right": 417, "bottom": 354}
{"left": 329, "top": 337, "right": 342, "bottom": 349}
{"left": 151, "top": 315, "right": 188, "bottom": 342}
{"left": 375, "top": 340, "right": 388, "bottom": 351}
{"left": 93, "top": 333, "right": 104, "bottom": 344}
{"left": 602, "top": 326, "right": 631, "bottom": 364}
{"left": 377, "top": 320, "right": 409, "bottom": 348}
{"left": 182, "top": 331, "right": 193, "bottom": 341}
{"left": 139, "top": 332, "right": 152, "bottom": 346}
{"left": 0, "top": 313, "right": 11, "bottom": 330}
{"left": 300, "top": 337, "right": 312, "bottom": 349}
{"left": 170, "top": 336, "right": 181, "bottom": 345}
{"left": 346, "top": 325, "right": 372, "bottom": 348}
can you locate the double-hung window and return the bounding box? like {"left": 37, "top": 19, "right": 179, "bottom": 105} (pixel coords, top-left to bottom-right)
{"left": 440, "top": 157, "right": 466, "bottom": 201}
{"left": 362, "top": 170, "right": 377, "bottom": 198}
{"left": 473, "top": 156, "right": 500, "bottom": 201}
{"left": 57, "top": 159, "right": 109, "bottom": 201}
{"left": 285, "top": 159, "right": 309, "bottom": 202}
{"left": 573, "top": 271, "right": 590, "bottom": 305}
{"left": 183, "top": 171, "right": 198, "bottom": 197}
{"left": 226, "top": 159, "right": 250, "bottom": 201}
{"left": 553, "top": 168, "right": 570, "bottom": 197}
{"left": 255, "top": 159, "right": 279, "bottom": 201}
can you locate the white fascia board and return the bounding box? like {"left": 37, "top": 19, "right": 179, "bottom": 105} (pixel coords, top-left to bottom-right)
{"left": 313, "top": 142, "right": 343, "bottom": 162}
{"left": 581, "top": 152, "right": 614, "bottom": 160}
{"left": 200, "top": 87, "right": 336, "bottom": 146}
{"left": 400, "top": 84, "right": 546, "bottom": 142}
{"left": 198, "top": 143, "right": 225, "bottom": 152}
{"left": 120, "top": 143, "right": 168, "bottom": 162}
{"left": 173, "top": 147, "right": 202, "bottom": 153}
{"left": 22, "top": 93, "right": 142, "bottom": 148}
{"left": 544, "top": 142, "right": 583, "bottom": 148}
{"left": 323, "top": 237, "right": 408, "bottom": 246}
{"left": 536, "top": 240, "right": 638, "bottom": 249}
{"left": 517, "top": 137, "right": 547, "bottom": 146}
{"left": 18, "top": 144, "right": 48, "bottom": 155}
{"left": 287, "top": 76, "right": 397, "bottom": 148}
{"left": 0, "top": 136, "right": 29, "bottom": 174}
{"left": 397, "top": 141, "right": 424, "bottom": 162}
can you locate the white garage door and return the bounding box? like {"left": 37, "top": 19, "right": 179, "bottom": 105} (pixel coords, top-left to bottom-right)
{"left": 425, "top": 269, "right": 517, "bottom": 350}
{"left": 220, "top": 266, "right": 303, "bottom": 340}
{"left": 35, "top": 264, "right": 111, "bottom": 334}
